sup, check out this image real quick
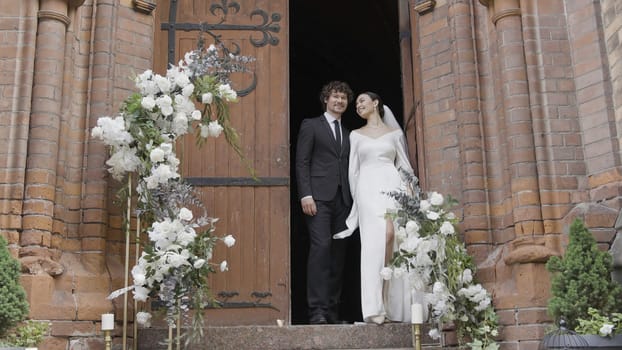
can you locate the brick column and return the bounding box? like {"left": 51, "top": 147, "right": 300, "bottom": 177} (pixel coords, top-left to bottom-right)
{"left": 21, "top": 0, "right": 70, "bottom": 265}
{"left": 492, "top": 0, "right": 544, "bottom": 238}
{"left": 448, "top": 0, "right": 492, "bottom": 260}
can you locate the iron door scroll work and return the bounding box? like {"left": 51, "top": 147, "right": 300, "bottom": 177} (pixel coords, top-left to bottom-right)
{"left": 161, "top": 0, "right": 281, "bottom": 97}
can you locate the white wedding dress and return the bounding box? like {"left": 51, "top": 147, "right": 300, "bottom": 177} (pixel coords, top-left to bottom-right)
{"left": 335, "top": 128, "right": 414, "bottom": 323}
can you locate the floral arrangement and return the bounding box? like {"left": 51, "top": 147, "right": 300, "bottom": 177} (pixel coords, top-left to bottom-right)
{"left": 576, "top": 307, "right": 622, "bottom": 337}
{"left": 383, "top": 172, "right": 499, "bottom": 350}
{"left": 92, "top": 38, "right": 254, "bottom": 343}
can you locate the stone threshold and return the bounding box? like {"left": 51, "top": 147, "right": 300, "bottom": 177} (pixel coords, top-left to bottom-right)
{"left": 138, "top": 323, "right": 443, "bottom": 350}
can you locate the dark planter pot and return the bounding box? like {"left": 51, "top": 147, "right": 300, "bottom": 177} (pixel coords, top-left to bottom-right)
{"left": 581, "top": 335, "right": 622, "bottom": 349}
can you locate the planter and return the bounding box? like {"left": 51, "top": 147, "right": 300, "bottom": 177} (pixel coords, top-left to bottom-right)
{"left": 580, "top": 335, "right": 622, "bottom": 349}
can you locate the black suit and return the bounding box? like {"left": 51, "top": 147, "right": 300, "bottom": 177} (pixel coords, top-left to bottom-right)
{"left": 295, "top": 114, "right": 352, "bottom": 322}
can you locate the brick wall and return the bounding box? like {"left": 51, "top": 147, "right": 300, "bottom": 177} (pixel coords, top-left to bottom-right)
{"left": 411, "top": 0, "right": 622, "bottom": 349}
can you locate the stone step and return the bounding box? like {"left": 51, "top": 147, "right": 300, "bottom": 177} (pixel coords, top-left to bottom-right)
{"left": 138, "top": 323, "right": 443, "bottom": 350}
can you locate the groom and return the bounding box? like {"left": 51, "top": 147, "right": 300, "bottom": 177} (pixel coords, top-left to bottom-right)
{"left": 295, "top": 80, "right": 353, "bottom": 324}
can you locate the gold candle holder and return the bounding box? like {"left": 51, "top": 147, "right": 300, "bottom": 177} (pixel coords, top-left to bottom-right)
{"left": 412, "top": 323, "right": 421, "bottom": 350}
{"left": 104, "top": 330, "right": 112, "bottom": 350}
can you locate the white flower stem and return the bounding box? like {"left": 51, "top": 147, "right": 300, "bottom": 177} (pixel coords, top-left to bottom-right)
{"left": 123, "top": 176, "right": 131, "bottom": 350}
{"left": 133, "top": 214, "right": 141, "bottom": 350}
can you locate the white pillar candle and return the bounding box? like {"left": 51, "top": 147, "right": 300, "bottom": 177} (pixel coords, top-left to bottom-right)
{"left": 102, "top": 313, "right": 115, "bottom": 330}
{"left": 411, "top": 303, "right": 423, "bottom": 324}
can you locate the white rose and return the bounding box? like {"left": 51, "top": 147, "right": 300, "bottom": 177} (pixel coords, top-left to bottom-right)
{"left": 223, "top": 235, "right": 236, "bottom": 247}
{"left": 429, "top": 192, "right": 444, "bottom": 206}
{"left": 405, "top": 220, "right": 420, "bottom": 236}
{"left": 181, "top": 84, "right": 194, "bottom": 97}
{"left": 428, "top": 328, "right": 441, "bottom": 340}
{"left": 380, "top": 267, "right": 393, "bottom": 280}
{"left": 178, "top": 207, "right": 193, "bottom": 221}
{"left": 600, "top": 324, "right": 614, "bottom": 336}
{"left": 91, "top": 126, "right": 103, "bottom": 139}
{"left": 419, "top": 199, "right": 431, "bottom": 211}
{"left": 426, "top": 211, "right": 440, "bottom": 220}
{"left": 439, "top": 221, "right": 454, "bottom": 235}
{"left": 141, "top": 96, "right": 156, "bottom": 110}
{"left": 133, "top": 273, "right": 145, "bottom": 286}
{"left": 202, "top": 92, "right": 213, "bottom": 104}
{"left": 207, "top": 120, "right": 223, "bottom": 137}
{"left": 461, "top": 268, "right": 473, "bottom": 284}
{"left": 220, "top": 260, "right": 228, "bottom": 272}
{"left": 154, "top": 74, "right": 171, "bottom": 93}
{"left": 200, "top": 125, "right": 209, "bottom": 138}
{"left": 150, "top": 148, "right": 166, "bottom": 163}
{"left": 191, "top": 110, "right": 202, "bottom": 121}
{"left": 133, "top": 286, "right": 150, "bottom": 302}
{"left": 193, "top": 259, "right": 206, "bottom": 269}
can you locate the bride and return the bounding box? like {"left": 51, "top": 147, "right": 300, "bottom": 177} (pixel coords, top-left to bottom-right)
{"left": 334, "top": 91, "right": 414, "bottom": 324}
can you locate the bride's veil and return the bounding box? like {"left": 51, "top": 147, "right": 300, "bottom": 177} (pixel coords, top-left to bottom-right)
{"left": 383, "top": 105, "right": 411, "bottom": 159}
{"left": 383, "top": 105, "right": 401, "bottom": 130}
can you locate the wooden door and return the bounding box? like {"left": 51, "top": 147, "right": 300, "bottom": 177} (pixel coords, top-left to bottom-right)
{"left": 154, "top": 0, "right": 289, "bottom": 325}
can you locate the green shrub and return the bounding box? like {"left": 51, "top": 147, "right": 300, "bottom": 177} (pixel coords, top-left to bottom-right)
{"left": 546, "top": 218, "right": 622, "bottom": 330}
{"left": 0, "top": 236, "right": 29, "bottom": 337}
{"left": 0, "top": 320, "right": 48, "bottom": 347}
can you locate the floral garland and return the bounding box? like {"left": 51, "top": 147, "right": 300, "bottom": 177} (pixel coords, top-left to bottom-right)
{"left": 383, "top": 172, "right": 499, "bottom": 350}
{"left": 91, "top": 39, "right": 254, "bottom": 342}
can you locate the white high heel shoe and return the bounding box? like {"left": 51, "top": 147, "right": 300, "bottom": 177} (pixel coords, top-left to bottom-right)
{"left": 368, "top": 315, "right": 386, "bottom": 325}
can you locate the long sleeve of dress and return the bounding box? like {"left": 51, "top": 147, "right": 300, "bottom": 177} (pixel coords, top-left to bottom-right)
{"left": 334, "top": 133, "right": 360, "bottom": 239}
{"left": 395, "top": 131, "right": 414, "bottom": 177}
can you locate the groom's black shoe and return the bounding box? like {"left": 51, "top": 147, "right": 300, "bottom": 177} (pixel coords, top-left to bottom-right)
{"left": 309, "top": 313, "right": 328, "bottom": 325}
{"left": 326, "top": 312, "right": 349, "bottom": 324}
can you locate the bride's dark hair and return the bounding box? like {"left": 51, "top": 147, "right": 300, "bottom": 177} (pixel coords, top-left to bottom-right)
{"left": 360, "top": 91, "right": 385, "bottom": 118}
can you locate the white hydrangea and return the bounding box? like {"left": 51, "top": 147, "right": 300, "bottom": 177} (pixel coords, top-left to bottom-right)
{"left": 136, "top": 312, "right": 152, "bottom": 328}
{"left": 106, "top": 146, "right": 140, "bottom": 180}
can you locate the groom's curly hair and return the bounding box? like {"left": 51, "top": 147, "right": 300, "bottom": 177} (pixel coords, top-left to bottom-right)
{"left": 319, "top": 80, "right": 353, "bottom": 110}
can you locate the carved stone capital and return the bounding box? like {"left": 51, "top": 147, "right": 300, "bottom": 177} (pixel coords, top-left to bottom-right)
{"left": 133, "top": 0, "right": 156, "bottom": 14}
{"left": 38, "top": 9, "right": 71, "bottom": 26}
{"left": 413, "top": 0, "right": 436, "bottom": 14}
{"left": 492, "top": 8, "right": 521, "bottom": 24}
{"left": 504, "top": 236, "right": 559, "bottom": 265}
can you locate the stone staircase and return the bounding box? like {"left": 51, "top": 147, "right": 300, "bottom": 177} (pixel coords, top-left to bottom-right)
{"left": 138, "top": 323, "right": 443, "bottom": 350}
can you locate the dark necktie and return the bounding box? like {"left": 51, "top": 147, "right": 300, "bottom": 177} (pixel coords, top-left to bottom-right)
{"left": 333, "top": 120, "right": 341, "bottom": 150}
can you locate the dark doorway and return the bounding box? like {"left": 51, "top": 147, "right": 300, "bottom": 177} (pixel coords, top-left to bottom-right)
{"left": 289, "top": 0, "right": 404, "bottom": 324}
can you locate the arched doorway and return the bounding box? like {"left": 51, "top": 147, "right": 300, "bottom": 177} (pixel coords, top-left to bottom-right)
{"left": 289, "top": 0, "right": 405, "bottom": 324}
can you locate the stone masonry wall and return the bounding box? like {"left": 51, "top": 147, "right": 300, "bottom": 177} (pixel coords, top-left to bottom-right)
{"left": 0, "top": 0, "right": 154, "bottom": 349}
